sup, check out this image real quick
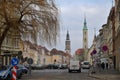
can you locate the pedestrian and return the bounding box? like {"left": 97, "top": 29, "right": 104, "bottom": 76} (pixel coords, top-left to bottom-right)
{"left": 101, "top": 62, "right": 105, "bottom": 70}
{"left": 106, "top": 63, "right": 108, "bottom": 69}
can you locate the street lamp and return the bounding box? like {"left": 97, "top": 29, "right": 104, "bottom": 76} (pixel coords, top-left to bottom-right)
{"left": 90, "top": 49, "right": 97, "bottom": 74}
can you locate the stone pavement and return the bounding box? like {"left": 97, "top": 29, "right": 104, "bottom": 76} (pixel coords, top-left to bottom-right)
{"left": 89, "top": 69, "right": 120, "bottom": 80}
{"left": 20, "top": 69, "right": 120, "bottom": 80}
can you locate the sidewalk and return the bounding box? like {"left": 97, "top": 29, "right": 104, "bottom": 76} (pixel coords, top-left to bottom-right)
{"left": 89, "top": 69, "right": 120, "bottom": 80}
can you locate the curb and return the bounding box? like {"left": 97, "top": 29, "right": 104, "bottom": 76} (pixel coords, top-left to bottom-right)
{"left": 88, "top": 74, "right": 101, "bottom": 79}
{"left": 88, "top": 74, "right": 107, "bottom": 80}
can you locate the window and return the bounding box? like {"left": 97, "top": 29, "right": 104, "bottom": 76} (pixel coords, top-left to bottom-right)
{"left": 84, "top": 38, "right": 86, "bottom": 42}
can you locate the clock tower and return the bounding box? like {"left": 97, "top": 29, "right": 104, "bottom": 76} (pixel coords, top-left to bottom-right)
{"left": 83, "top": 16, "right": 88, "bottom": 60}
{"left": 65, "top": 30, "right": 71, "bottom": 54}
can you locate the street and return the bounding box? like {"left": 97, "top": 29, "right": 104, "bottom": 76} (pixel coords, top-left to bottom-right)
{"left": 20, "top": 69, "right": 98, "bottom": 80}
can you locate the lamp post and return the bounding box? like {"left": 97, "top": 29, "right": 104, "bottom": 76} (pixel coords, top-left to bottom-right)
{"left": 102, "top": 45, "right": 109, "bottom": 58}
{"left": 90, "top": 49, "right": 97, "bottom": 74}
{"left": 102, "top": 45, "right": 109, "bottom": 70}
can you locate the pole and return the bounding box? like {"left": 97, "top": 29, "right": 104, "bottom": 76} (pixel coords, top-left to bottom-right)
{"left": 12, "top": 66, "right": 17, "bottom": 80}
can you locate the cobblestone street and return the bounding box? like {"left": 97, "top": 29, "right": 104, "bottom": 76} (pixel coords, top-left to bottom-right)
{"left": 20, "top": 69, "right": 98, "bottom": 80}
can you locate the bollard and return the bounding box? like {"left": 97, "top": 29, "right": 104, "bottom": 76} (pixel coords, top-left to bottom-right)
{"left": 12, "top": 66, "right": 17, "bottom": 80}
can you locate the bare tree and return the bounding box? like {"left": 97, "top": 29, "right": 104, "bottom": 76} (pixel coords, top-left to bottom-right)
{"left": 0, "top": 0, "right": 60, "bottom": 49}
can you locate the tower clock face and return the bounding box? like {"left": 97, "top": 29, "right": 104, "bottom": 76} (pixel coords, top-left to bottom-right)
{"left": 67, "top": 45, "right": 70, "bottom": 49}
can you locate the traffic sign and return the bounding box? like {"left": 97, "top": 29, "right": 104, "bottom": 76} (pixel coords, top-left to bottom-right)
{"left": 11, "top": 57, "right": 19, "bottom": 66}
{"left": 27, "top": 58, "right": 33, "bottom": 64}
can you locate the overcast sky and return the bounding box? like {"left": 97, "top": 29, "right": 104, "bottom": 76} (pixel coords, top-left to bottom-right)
{"left": 45, "top": 0, "right": 113, "bottom": 55}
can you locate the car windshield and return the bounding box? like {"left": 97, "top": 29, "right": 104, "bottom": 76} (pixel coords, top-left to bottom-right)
{"left": 84, "top": 62, "right": 89, "bottom": 65}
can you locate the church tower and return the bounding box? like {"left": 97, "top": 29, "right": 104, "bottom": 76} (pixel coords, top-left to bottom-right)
{"left": 83, "top": 16, "right": 88, "bottom": 60}
{"left": 65, "top": 30, "right": 71, "bottom": 54}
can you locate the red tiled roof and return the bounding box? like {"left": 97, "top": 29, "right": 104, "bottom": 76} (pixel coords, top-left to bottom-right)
{"left": 42, "top": 47, "right": 49, "bottom": 55}
{"left": 75, "top": 48, "right": 84, "bottom": 55}
{"left": 50, "top": 48, "right": 58, "bottom": 55}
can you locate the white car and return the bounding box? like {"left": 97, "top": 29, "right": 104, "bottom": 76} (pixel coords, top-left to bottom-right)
{"left": 81, "top": 61, "right": 90, "bottom": 69}
{"left": 68, "top": 61, "right": 81, "bottom": 73}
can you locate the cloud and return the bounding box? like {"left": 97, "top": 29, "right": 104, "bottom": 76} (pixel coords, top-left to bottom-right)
{"left": 45, "top": 0, "right": 112, "bottom": 54}
{"left": 59, "top": 1, "right": 111, "bottom": 34}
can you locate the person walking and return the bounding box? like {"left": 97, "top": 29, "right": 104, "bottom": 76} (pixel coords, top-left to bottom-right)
{"left": 106, "top": 63, "right": 108, "bottom": 69}
{"left": 101, "top": 62, "right": 105, "bottom": 70}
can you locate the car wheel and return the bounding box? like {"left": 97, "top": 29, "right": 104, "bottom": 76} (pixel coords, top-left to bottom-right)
{"left": 68, "top": 69, "right": 71, "bottom": 73}
{"left": 18, "top": 73, "right": 22, "bottom": 79}
{"left": 18, "top": 75, "right": 21, "bottom": 79}
{"left": 78, "top": 70, "right": 81, "bottom": 73}
{"left": 25, "top": 71, "right": 28, "bottom": 74}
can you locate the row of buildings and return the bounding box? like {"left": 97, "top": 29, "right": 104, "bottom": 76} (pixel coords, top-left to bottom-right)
{"left": 86, "top": 0, "right": 120, "bottom": 71}
{"left": 0, "top": 29, "right": 71, "bottom": 67}
{"left": 73, "top": 0, "right": 120, "bottom": 71}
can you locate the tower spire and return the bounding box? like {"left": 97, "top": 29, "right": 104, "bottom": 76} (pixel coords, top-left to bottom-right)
{"left": 65, "top": 30, "right": 71, "bottom": 54}
{"left": 83, "top": 15, "right": 87, "bottom": 30}
{"left": 84, "top": 14, "right": 86, "bottom": 25}
{"left": 66, "top": 30, "right": 70, "bottom": 40}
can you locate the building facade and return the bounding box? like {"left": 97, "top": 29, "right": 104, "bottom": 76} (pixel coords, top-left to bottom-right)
{"left": 114, "top": 0, "right": 120, "bottom": 70}
{"left": 0, "top": 28, "right": 21, "bottom": 66}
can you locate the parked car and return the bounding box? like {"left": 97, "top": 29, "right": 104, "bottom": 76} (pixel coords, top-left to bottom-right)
{"left": 0, "top": 69, "right": 11, "bottom": 80}
{"left": 46, "top": 64, "right": 59, "bottom": 69}
{"left": 81, "top": 61, "right": 90, "bottom": 69}
{"left": 35, "top": 64, "right": 45, "bottom": 70}
{"left": 62, "top": 64, "right": 68, "bottom": 69}
{"left": 68, "top": 61, "right": 81, "bottom": 73}
{"left": 0, "top": 65, "right": 23, "bottom": 80}
{"left": 58, "top": 64, "right": 68, "bottom": 69}
{"left": 30, "top": 64, "right": 46, "bottom": 70}
{"left": 17, "top": 64, "right": 28, "bottom": 74}
{"left": 31, "top": 64, "right": 36, "bottom": 70}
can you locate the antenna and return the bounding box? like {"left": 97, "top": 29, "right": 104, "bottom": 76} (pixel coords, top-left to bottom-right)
{"left": 84, "top": 13, "right": 86, "bottom": 21}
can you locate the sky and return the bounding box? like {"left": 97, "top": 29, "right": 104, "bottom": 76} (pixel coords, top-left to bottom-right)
{"left": 45, "top": 0, "right": 113, "bottom": 55}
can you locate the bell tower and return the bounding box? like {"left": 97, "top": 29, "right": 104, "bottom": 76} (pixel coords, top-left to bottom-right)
{"left": 83, "top": 16, "right": 88, "bottom": 60}
{"left": 65, "top": 30, "right": 71, "bottom": 54}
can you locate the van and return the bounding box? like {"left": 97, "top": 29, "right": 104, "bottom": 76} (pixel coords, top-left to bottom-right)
{"left": 68, "top": 61, "right": 81, "bottom": 73}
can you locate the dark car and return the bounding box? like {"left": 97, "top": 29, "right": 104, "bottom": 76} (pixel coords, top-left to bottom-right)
{"left": 0, "top": 65, "right": 23, "bottom": 80}
{"left": 46, "top": 64, "right": 59, "bottom": 69}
